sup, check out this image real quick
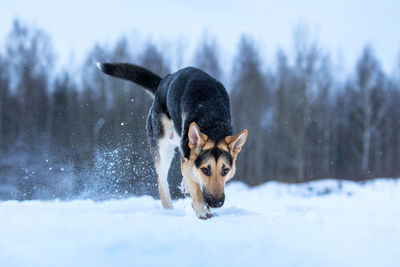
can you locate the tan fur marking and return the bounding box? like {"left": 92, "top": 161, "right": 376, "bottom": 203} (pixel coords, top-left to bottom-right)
{"left": 197, "top": 156, "right": 226, "bottom": 198}
{"left": 216, "top": 141, "right": 229, "bottom": 151}
{"left": 158, "top": 178, "right": 173, "bottom": 209}
{"left": 181, "top": 159, "right": 211, "bottom": 219}
{"left": 203, "top": 139, "right": 215, "bottom": 150}
{"left": 225, "top": 129, "right": 248, "bottom": 153}
{"left": 188, "top": 122, "right": 208, "bottom": 150}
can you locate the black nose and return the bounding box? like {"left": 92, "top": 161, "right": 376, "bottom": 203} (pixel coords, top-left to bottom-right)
{"left": 203, "top": 191, "right": 225, "bottom": 208}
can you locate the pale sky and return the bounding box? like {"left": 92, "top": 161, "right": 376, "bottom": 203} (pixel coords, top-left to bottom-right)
{"left": 1, "top": 0, "right": 400, "bottom": 76}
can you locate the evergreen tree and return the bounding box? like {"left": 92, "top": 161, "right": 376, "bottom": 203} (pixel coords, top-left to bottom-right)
{"left": 6, "top": 19, "right": 54, "bottom": 144}
{"left": 230, "top": 35, "right": 269, "bottom": 184}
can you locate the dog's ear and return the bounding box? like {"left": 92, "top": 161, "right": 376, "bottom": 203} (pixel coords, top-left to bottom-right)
{"left": 188, "top": 122, "right": 208, "bottom": 151}
{"left": 225, "top": 129, "right": 248, "bottom": 154}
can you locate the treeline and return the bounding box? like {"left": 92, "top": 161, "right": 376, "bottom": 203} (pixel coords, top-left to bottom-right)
{"left": 0, "top": 20, "right": 399, "bottom": 200}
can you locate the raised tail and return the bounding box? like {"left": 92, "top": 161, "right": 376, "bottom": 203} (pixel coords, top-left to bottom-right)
{"left": 97, "top": 62, "right": 162, "bottom": 94}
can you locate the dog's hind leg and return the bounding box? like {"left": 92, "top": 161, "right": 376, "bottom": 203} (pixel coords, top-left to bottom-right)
{"left": 147, "top": 109, "right": 177, "bottom": 209}
{"left": 154, "top": 134, "right": 175, "bottom": 209}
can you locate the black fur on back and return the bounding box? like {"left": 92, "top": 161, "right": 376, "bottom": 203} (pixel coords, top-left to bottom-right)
{"left": 149, "top": 67, "right": 233, "bottom": 159}
{"left": 97, "top": 63, "right": 162, "bottom": 94}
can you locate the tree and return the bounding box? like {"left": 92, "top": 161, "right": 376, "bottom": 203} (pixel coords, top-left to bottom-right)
{"left": 0, "top": 54, "right": 9, "bottom": 148}
{"left": 51, "top": 73, "right": 77, "bottom": 149}
{"left": 193, "top": 34, "right": 222, "bottom": 80}
{"left": 273, "top": 50, "right": 298, "bottom": 180}
{"left": 306, "top": 55, "right": 335, "bottom": 179}
{"left": 6, "top": 19, "right": 54, "bottom": 144}
{"left": 383, "top": 79, "right": 400, "bottom": 176}
{"left": 272, "top": 28, "right": 322, "bottom": 182}
{"left": 230, "top": 35, "right": 269, "bottom": 184}
{"left": 291, "top": 27, "right": 320, "bottom": 181}
{"left": 352, "top": 46, "right": 386, "bottom": 176}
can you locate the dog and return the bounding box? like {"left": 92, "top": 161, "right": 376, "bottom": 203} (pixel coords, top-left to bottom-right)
{"left": 97, "top": 63, "right": 247, "bottom": 219}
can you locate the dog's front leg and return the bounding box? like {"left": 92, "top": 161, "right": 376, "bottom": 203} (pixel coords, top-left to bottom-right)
{"left": 182, "top": 175, "right": 212, "bottom": 219}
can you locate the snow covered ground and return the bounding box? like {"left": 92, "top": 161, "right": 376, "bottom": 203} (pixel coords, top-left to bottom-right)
{"left": 0, "top": 179, "right": 399, "bottom": 267}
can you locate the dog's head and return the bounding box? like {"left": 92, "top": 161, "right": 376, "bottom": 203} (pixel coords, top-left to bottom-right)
{"left": 181, "top": 122, "right": 247, "bottom": 208}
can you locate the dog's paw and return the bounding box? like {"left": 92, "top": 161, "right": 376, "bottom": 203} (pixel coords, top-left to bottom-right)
{"left": 161, "top": 202, "right": 174, "bottom": 210}
{"left": 192, "top": 202, "right": 213, "bottom": 219}
{"left": 198, "top": 212, "right": 213, "bottom": 220}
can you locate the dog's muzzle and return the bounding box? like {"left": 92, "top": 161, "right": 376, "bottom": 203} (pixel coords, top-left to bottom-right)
{"left": 203, "top": 190, "right": 225, "bottom": 208}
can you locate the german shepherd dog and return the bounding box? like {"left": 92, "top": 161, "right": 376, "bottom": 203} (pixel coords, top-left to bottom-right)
{"left": 97, "top": 63, "right": 247, "bottom": 219}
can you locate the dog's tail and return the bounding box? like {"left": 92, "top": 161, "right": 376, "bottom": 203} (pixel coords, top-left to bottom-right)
{"left": 97, "top": 62, "right": 162, "bottom": 94}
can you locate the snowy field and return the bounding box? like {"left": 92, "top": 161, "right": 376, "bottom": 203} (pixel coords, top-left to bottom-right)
{"left": 0, "top": 179, "right": 399, "bottom": 267}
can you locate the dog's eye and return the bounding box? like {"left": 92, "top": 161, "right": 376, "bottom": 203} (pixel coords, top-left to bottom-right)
{"left": 201, "top": 167, "right": 211, "bottom": 176}
{"left": 222, "top": 167, "right": 229, "bottom": 176}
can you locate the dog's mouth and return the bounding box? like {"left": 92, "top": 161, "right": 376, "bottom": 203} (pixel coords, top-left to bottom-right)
{"left": 203, "top": 190, "right": 225, "bottom": 208}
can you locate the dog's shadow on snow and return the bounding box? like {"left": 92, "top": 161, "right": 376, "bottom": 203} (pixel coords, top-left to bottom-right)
{"left": 212, "top": 206, "right": 259, "bottom": 217}
{"left": 155, "top": 208, "right": 187, "bottom": 217}
{"left": 154, "top": 205, "right": 258, "bottom": 218}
